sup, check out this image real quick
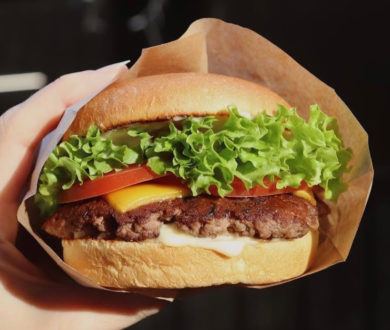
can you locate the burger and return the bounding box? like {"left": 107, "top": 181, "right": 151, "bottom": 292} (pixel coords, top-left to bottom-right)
{"left": 35, "top": 72, "right": 351, "bottom": 289}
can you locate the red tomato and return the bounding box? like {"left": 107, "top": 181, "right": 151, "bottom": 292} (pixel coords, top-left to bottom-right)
{"left": 210, "top": 177, "right": 308, "bottom": 197}
{"left": 59, "top": 164, "right": 162, "bottom": 203}
{"left": 60, "top": 164, "right": 309, "bottom": 203}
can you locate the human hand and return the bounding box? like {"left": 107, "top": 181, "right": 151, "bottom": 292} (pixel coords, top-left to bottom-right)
{"left": 0, "top": 63, "right": 167, "bottom": 330}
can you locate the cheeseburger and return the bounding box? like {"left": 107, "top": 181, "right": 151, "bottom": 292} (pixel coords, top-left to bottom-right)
{"left": 35, "top": 72, "right": 351, "bottom": 289}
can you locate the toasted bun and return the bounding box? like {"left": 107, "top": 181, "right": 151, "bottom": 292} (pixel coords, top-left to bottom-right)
{"left": 62, "top": 230, "right": 318, "bottom": 289}
{"left": 63, "top": 72, "right": 290, "bottom": 140}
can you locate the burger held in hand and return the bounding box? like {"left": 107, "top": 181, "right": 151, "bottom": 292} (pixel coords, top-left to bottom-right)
{"left": 35, "top": 72, "right": 351, "bottom": 289}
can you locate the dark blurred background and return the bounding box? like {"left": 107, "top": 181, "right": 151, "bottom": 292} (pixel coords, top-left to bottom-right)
{"left": 1, "top": 0, "right": 388, "bottom": 329}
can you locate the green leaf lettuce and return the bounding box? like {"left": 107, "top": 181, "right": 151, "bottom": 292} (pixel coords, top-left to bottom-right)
{"left": 35, "top": 104, "right": 352, "bottom": 216}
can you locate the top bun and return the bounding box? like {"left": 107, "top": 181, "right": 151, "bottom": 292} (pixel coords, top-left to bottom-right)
{"left": 63, "top": 72, "right": 290, "bottom": 140}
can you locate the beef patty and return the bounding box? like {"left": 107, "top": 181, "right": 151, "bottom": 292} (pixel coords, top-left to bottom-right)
{"left": 42, "top": 194, "right": 324, "bottom": 242}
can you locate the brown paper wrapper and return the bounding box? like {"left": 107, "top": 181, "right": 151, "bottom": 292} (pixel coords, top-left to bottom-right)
{"left": 17, "top": 18, "right": 373, "bottom": 299}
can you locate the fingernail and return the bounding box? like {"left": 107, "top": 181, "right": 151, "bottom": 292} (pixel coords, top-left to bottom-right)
{"left": 97, "top": 60, "right": 131, "bottom": 72}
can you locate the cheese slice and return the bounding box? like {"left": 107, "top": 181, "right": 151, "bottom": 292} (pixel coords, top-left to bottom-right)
{"left": 106, "top": 181, "right": 317, "bottom": 214}
{"left": 157, "top": 224, "right": 259, "bottom": 257}
{"left": 293, "top": 189, "right": 316, "bottom": 206}
{"left": 105, "top": 182, "right": 190, "bottom": 213}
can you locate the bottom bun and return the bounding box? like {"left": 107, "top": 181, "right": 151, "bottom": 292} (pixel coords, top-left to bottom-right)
{"left": 62, "top": 230, "right": 318, "bottom": 289}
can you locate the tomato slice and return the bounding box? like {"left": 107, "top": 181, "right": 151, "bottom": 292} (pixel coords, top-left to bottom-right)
{"left": 210, "top": 177, "right": 308, "bottom": 197}
{"left": 59, "top": 164, "right": 162, "bottom": 203}
{"left": 60, "top": 164, "right": 309, "bottom": 203}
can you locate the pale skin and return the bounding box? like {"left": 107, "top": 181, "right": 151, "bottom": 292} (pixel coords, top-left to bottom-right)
{"left": 0, "top": 63, "right": 167, "bottom": 330}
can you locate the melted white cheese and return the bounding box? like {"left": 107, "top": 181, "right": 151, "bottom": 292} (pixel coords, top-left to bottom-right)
{"left": 157, "top": 224, "right": 260, "bottom": 257}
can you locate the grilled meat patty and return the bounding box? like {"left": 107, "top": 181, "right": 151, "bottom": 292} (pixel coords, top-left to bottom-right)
{"left": 43, "top": 194, "right": 323, "bottom": 241}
